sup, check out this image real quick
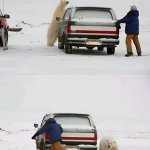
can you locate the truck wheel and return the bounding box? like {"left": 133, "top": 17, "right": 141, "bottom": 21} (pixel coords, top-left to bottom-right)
{"left": 58, "top": 37, "right": 64, "bottom": 49}
{"left": 64, "top": 38, "right": 72, "bottom": 54}
{"left": 5, "top": 30, "right": 8, "bottom": 46}
{"left": 107, "top": 47, "right": 115, "bottom": 55}
{"left": 64, "top": 37, "right": 68, "bottom": 53}
{"left": 65, "top": 44, "right": 72, "bottom": 54}
{"left": 0, "top": 38, "right": 2, "bottom": 47}
{"left": 39, "top": 141, "right": 45, "bottom": 150}
{"left": 67, "top": 44, "right": 72, "bottom": 54}
{"left": 58, "top": 41, "right": 64, "bottom": 49}
{"left": 36, "top": 141, "right": 40, "bottom": 150}
{"left": 65, "top": 43, "right": 68, "bottom": 53}
{"left": 0, "top": 30, "right": 8, "bottom": 47}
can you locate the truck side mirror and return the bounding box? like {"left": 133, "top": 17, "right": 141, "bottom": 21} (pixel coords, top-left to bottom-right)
{"left": 34, "top": 123, "right": 39, "bottom": 128}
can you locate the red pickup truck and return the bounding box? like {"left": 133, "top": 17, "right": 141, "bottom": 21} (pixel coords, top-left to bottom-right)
{"left": 0, "top": 9, "right": 10, "bottom": 49}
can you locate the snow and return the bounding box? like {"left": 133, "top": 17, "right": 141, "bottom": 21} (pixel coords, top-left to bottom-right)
{"left": 0, "top": 0, "right": 150, "bottom": 150}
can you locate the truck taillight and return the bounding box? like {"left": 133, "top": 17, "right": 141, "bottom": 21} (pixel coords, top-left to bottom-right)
{"left": 45, "top": 132, "right": 49, "bottom": 140}
{"left": 94, "top": 130, "right": 97, "bottom": 140}
{"left": 117, "top": 28, "right": 119, "bottom": 35}
{"left": 67, "top": 24, "right": 71, "bottom": 33}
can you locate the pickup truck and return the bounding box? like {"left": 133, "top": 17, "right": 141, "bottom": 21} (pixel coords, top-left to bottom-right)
{"left": 57, "top": 7, "right": 120, "bottom": 54}
{"left": 34, "top": 113, "right": 97, "bottom": 150}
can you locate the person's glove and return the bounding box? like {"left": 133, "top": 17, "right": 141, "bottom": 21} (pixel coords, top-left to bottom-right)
{"left": 31, "top": 135, "right": 36, "bottom": 140}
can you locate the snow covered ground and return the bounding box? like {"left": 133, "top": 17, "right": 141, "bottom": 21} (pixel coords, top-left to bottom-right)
{"left": 0, "top": 0, "right": 150, "bottom": 150}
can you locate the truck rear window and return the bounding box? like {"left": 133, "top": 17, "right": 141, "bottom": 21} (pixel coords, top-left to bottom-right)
{"left": 74, "top": 9, "right": 113, "bottom": 20}
{"left": 54, "top": 116, "right": 91, "bottom": 126}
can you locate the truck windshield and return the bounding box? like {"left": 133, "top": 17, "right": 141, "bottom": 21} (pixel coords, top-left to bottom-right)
{"left": 74, "top": 9, "right": 113, "bottom": 20}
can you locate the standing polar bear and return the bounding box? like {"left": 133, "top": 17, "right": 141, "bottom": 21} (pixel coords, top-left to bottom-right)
{"left": 47, "top": 0, "right": 69, "bottom": 46}
{"left": 99, "top": 137, "right": 119, "bottom": 150}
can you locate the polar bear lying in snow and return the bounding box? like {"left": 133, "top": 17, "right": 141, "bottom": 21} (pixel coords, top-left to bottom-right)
{"left": 47, "top": 0, "right": 69, "bottom": 46}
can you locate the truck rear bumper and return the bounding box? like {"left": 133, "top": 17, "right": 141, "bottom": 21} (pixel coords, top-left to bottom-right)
{"left": 45, "top": 144, "right": 97, "bottom": 150}
{"left": 78, "top": 145, "right": 97, "bottom": 150}
{"left": 67, "top": 37, "right": 119, "bottom": 47}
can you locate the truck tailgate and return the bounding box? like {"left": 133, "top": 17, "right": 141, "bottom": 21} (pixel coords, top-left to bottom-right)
{"left": 68, "top": 20, "right": 118, "bottom": 36}
{"left": 61, "top": 125, "right": 97, "bottom": 144}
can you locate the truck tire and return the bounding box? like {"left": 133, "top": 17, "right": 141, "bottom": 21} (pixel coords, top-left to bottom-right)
{"left": 39, "top": 141, "right": 45, "bottom": 150}
{"left": 65, "top": 43, "right": 68, "bottom": 53}
{"left": 107, "top": 47, "right": 115, "bottom": 55}
{"left": 64, "top": 38, "right": 72, "bottom": 54}
{"left": 0, "top": 38, "right": 3, "bottom": 47}
{"left": 58, "top": 41, "right": 64, "bottom": 49}
{"left": 58, "top": 36, "right": 64, "bottom": 49}
{"left": 65, "top": 44, "right": 72, "bottom": 54}
{"left": 5, "top": 30, "right": 8, "bottom": 46}
{"left": 0, "top": 30, "right": 8, "bottom": 47}
{"left": 67, "top": 44, "right": 72, "bottom": 54}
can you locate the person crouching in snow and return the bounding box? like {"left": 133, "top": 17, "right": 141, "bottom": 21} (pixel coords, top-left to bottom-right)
{"left": 32, "top": 118, "right": 64, "bottom": 150}
{"left": 117, "top": 5, "right": 142, "bottom": 57}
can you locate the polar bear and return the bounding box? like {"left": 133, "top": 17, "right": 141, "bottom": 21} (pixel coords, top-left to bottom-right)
{"left": 47, "top": 0, "right": 69, "bottom": 46}
{"left": 99, "top": 137, "right": 119, "bottom": 150}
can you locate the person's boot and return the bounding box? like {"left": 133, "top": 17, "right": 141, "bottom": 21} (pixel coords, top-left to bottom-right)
{"left": 125, "top": 52, "right": 133, "bottom": 57}
{"left": 138, "top": 53, "right": 141, "bottom": 56}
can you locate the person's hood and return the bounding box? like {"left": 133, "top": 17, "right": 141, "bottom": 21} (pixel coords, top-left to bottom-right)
{"left": 131, "top": 10, "right": 139, "bottom": 17}
{"left": 130, "top": 5, "right": 137, "bottom": 11}
{"left": 128, "top": 10, "right": 139, "bottom": 17}
{"left": 45, "top": 118, "right": 56, "bottom": 125}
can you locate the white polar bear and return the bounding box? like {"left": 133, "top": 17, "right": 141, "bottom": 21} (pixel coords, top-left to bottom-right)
{"left": 47, "top": 0, "right": 69, "bottom": 46}
{"left": 99, "top": 137, "right": 119, "bottom": 150}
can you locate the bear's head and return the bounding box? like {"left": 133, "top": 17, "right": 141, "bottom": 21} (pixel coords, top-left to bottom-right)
{"left": 61, "top": 0, "right": 69, "bottom": 6}
{"left": 99, "top": 137, "right": 119, "bottom": 150}
{"left": 105, "top": 138, "right": 118, "bottom": 150}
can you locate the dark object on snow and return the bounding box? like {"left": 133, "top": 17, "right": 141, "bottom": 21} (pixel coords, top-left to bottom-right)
{"left": 0, "top": 127, "right": 10, "bottom": 133}
{"left": 8, "top": 27, "right": 22, "bottom": 32}
{"left": 124, "top": 52, "right": 133, "bottom": 57}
